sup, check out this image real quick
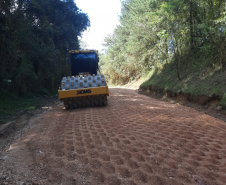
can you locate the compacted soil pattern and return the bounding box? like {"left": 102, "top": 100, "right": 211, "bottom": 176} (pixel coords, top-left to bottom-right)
{"left": 1, "top": 88, "right": 226, "bottom": 185}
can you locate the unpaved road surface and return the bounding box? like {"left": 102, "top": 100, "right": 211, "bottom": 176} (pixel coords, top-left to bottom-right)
{"left": 1, "top": 88, "right": 226, "bottom": 185}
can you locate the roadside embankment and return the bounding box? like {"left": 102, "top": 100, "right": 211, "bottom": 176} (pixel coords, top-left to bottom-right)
{"left": 138, "top": 61, "right": 226, "bottom": 121}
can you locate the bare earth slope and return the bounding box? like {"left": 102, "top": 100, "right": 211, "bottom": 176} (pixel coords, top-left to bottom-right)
{"left": 1, "top": 88, "right": 226, "bottom": 185}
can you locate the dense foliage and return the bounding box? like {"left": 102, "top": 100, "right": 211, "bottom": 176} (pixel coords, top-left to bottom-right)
{"left": 101, "top": 0, "right": 226, "bottom": 85}
{"left": 0, "top": 0, "right": 89, "bottom": 96}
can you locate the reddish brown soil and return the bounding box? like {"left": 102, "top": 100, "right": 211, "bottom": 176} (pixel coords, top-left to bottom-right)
{"left": 1, "top": 88, "right": 226, "bottom": 185}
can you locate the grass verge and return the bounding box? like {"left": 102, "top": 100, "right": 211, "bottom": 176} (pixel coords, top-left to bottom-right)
{"left": 140, "top": 60, "right": 226, "bottom": 108}
{"left": 0, "top": 91, "right": 58, "bottom": 124}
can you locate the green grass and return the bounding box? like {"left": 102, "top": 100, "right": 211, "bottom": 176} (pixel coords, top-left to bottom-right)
{"left": 219, "top": 94, "right": 226, "bottom": 107}
{"left": 140, "top": 57, "right": 226, "bottom": 106}
{"left": 0, "top": 95, "right": 41, "bottom": 124}
{"left": 0, "top": 89, "right": 58, "bottom": 124}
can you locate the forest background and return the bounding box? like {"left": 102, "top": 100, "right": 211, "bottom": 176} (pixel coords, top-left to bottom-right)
{"left": 0, "top": 0, "right": 89, "bottom": 122}
{"left": 100, "top": 0, "right": 226, "bottom": 106}
{"left": 0, "top": 0, "right": 89, "bottom": 96}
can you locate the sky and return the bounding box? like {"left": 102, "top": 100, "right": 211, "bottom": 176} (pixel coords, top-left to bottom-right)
{"left": 75, "top": 0, "right": 122, "bottom": 52}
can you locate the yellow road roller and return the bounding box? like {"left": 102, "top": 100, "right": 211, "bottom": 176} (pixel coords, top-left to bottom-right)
{"left": 58, "top": 50, "right": 109, "bottom": 109}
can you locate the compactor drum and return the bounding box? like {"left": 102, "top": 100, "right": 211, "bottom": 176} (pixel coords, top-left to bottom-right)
{"left": 58, "top": 50, "right": 109, "bottom": 109}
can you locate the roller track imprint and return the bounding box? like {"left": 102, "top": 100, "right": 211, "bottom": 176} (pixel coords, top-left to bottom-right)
{"left": 1, "top": 88, "right": 226, "bottom": 185}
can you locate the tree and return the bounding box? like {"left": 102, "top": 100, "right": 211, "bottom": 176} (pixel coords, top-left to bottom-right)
{"left": 0, "top": 0, "right": 90, "bottom": 95}
{"left": 101, "top": 0, "right": 226, "bottom": 84}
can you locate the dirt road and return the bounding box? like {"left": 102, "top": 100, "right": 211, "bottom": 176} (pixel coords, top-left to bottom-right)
{"left": 1, "top": 88, "right": 226, "bottom": 185}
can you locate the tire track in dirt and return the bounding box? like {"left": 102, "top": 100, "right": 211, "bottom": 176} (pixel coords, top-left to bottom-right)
{"left": 1, "top": 87, "right": 226, "bottom": 185}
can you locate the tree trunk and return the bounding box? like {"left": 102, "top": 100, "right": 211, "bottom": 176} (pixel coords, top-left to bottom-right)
{"left": 190, "top": 0, "right": 194, "bottom": 50}
{"left": 173, "top": 48, "right": 181, "bottom": 80}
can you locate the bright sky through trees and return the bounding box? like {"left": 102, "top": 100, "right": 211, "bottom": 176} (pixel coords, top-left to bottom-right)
{"left": 75, "top": 0, "right": 121, "bottom": 52}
